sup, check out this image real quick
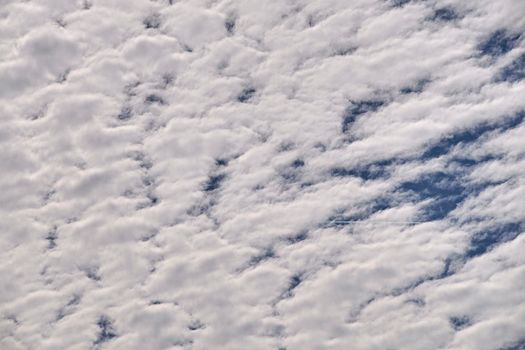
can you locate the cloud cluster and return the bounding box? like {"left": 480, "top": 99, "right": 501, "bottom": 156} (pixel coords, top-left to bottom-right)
{"left": 1, "top": 0, "right": 524, "bottom": 349}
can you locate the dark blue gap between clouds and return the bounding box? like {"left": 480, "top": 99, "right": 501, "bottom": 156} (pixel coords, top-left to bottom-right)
{"left": 332, "top": 111, "right": 525, "bottom": 223}
{"left": 498, "top": 53, "right": 525, "bottom": 83}
{"left": 94, "top": 315, "right": 117, "bottom": 345}
{"left": 478, "top": 29, "right": 521, "bottom": 58}
{"left": 328, "top": 110, "right": 524, "bottom": 280}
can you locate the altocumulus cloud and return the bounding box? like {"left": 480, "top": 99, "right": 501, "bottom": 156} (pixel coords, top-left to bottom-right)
{"left": 1, "top": 0, "right": 525, "bottom": 349}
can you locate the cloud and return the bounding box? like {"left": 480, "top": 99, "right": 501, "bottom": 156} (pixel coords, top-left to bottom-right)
{"left": 1, "top": 0, "right": 524, "bottom": 349}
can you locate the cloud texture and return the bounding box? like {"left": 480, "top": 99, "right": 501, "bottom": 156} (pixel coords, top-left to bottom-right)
{"left": 1, "top": 0, "right": 524, "bottom": 349}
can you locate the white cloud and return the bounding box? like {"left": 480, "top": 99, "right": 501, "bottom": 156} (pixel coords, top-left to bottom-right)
{"left": 1, "top": 0, "right": 524, "bottom": 349}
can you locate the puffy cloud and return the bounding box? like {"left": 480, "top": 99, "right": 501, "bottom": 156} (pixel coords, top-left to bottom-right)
{"left": 1, "top": 0, "right": 524, "bottom": 349}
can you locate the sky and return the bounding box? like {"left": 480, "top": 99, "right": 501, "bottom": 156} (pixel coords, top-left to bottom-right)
{"left": 0, "top": 0, "right": 524, "bottom": 349}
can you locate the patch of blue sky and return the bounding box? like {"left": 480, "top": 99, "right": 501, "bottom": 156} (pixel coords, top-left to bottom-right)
{"left": 478, "top": 29, "right": 521, "bottom": 58}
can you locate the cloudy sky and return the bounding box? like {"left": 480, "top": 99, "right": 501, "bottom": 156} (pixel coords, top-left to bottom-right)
{"left": 1, "top": 0, "right": 525, "bottom": 349}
